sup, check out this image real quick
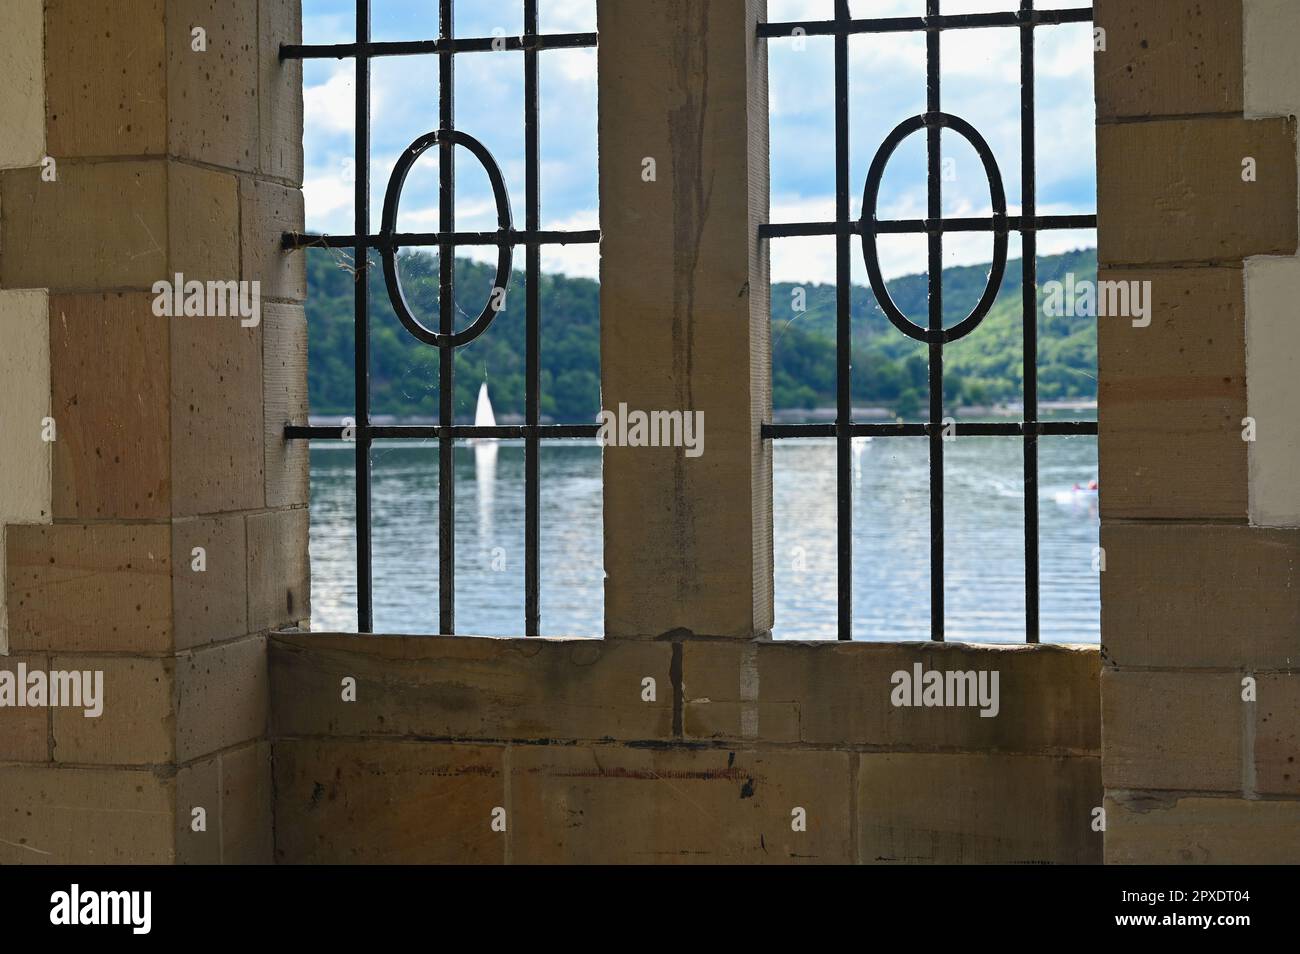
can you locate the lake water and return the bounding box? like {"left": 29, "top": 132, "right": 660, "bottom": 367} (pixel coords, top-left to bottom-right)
{"left": 308, "top": 434, "right": 1099, "bottom": 643}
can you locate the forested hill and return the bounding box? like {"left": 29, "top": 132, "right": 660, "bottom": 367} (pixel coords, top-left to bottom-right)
{"left": 305, "top": 245, "right": 1097, "bottom": 423}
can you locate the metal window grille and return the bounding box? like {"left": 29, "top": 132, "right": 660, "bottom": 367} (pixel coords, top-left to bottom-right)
{"left": 282, "top": 0, "right": 600, "bottom": 635}
{"left": 758, "top": 1, "right": 1099, "bottom": 642}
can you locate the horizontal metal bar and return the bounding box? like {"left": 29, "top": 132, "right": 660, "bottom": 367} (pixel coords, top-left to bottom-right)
{"left": 282, "top": 32, "right": 597, "bottom": 60}
{"left": 759, "top": 214, "right": 1095, "bottom": 240}
{"left": 283, "top": 229, "right": 601, "bottom": 251}
{"left": 763, "top": 420, "right": 1098, "bottom": 439}
{"left": 758, "top": 8, "right": 1092, "bottom": 38}
{"left": 766, "top": 422, "right": 838, "bottom": 438}
{"left": 286, "top": 423, "right": 601, "bottom": 440}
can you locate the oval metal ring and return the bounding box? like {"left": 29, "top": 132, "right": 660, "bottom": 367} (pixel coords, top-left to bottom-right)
{"left": 860, "top": 112, "right": 1009, "bottom": 345}
{"left": 379, "top": 129, "right": 513, "bottom": 349}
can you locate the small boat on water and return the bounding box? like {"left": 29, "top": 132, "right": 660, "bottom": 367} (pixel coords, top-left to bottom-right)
{"left": 473, "top": 381, "right": 498, "bottom": 534}
{"left": 472, "top": 380, "right": 496, "bottom": 436}
{"left": 1054, "top": 479, "right": 1098, "bottom": 506}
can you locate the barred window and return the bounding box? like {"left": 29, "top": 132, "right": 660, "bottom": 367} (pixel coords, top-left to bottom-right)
{"left": 761, "top": 0, "right": 1099, "bottom": 642}
{"left": 290, "top": 0, "right": 601, "bottom": 636}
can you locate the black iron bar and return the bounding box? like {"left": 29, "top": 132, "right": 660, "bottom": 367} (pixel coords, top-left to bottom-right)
{"left": 287, "top": 424, "right": 601, "bottom": 441}
{"left": 1021, "top": 0, "right": 1041, "bottom": 643}
{"left": 284, "top": 419, "right": 1100, "bottom": 442}
{"left": 524, "top": 0, "right": 542, "bottom": 637}
{"left": 758, "top": 8, "right": 1091, "bottom": 38}
{"left": 834, "top": 0, "right": 852, "bottom": 642}
{"left": 926, "top": 0, "right": 944, "bottom": 642}
{"left": 282, "top": 32, "right": 597, "bottom": 60}
{"left": 282, "top": 228, "right": 600, "bottom": 250}
{"left": 759, "top": 213, "right": 1093, "bottom": 239}
{"left": 354, "top": 0, "right": 374, "bottom": 634}
{"left": 437, "top": 0, "right": 456, "bottom": 635}
{"left": 762, "top": 421, "right": 1098, "bottom": 440}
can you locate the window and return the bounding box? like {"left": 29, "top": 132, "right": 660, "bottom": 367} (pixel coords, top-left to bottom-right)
{"left": 286, "top": 0, "right": 599, "bottom": 636}
{"left": 761, "top": 0, "right": 1099, "bottom": 642}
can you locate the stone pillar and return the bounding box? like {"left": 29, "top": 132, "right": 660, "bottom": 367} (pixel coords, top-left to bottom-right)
{"left": 598, "top": 0, "right": 773, "bottom": 639}
{"left": 0, "top": 0, "right": 306, "bottom": 864}
{"left": 0, "top": 0, "right": 50, "bottom": 662}
{"left": 1095, "top": 0, "right": 1300, "bottom": 862}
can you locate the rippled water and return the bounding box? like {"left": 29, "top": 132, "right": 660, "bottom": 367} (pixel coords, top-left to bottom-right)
{"left": 309, "top": 434, "right": 1099, "bottom": 642}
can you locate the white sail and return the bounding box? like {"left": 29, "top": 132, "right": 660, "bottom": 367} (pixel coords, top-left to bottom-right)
{"left": 474, "top": 381, "right": 496, "bottom": 429}
{"left": 473, "top": 382, "right": 498, "bottom": 542}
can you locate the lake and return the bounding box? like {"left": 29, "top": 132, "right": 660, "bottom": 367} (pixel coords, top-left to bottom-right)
{"left": 308, "top": 434, "right": 1099, "bottom": 643}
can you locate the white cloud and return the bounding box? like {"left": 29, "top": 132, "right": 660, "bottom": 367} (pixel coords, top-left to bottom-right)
{"left": 540, "top": 0, "right": 597, "bottom": 34}
{"left": 1035, "top": 22, "right": 1095, "bottom": 80}
{"left": 549, "top": 47, "right": 596, "bottom": 86}
{"left": 398, "top": 198, "right": 499, "bottom": 231}
{"left": 303, "top": 65, "right": 356, "bottom": 135}
{"left": 303, "top": 172, "right": 353, "bottom": 227}
{"left": 303, "top": 9, "right": 352, "bottom": 46}
{"left": 773, "top": 193, "right": 838, "bottom": 224}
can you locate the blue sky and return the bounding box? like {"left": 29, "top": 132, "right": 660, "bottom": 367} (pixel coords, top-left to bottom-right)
{"left": 302, "top": 0, "right": 1096, "bottom": 282}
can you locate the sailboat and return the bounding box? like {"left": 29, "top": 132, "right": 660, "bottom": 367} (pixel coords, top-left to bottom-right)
{"left": 473, "top": 380, "right": 496, "bottom": 433}
{"left": 472, "top": 382, "right": 497, "bottom": 544}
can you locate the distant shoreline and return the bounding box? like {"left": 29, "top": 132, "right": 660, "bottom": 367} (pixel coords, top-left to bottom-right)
{"left": 308, "top": 400, "right": 1097, "bottom": 429}
{"left": 770, "top": 400, "right": 1097, "bottom": 423}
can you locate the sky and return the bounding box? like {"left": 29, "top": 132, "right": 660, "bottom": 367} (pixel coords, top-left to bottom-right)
{"left": 302, "top": 0, "right": 1097, "bottom": 284}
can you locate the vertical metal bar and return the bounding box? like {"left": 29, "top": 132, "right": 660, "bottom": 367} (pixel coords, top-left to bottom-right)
{"left": 355, "top": 0, "right": 373, "bottom": 633}
{"left": 834, "top": 0, "right": 852, "bottom": 642}
{"left": 438, "top": 0, "right": 456, "bottom": 635}
{"left": 926, "top": 0, "right": 944, "bottom": 642}
{"left": 1020, "top": 0, "right": 1040, "bottom": 643}
{"left": 524, "top": 0, "right": 542, "bottom": 637}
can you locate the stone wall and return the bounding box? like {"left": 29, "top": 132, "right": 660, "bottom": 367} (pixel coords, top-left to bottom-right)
{"left": 1096, "top": 0, "right": 1300, "bottom": 863}
{"left": 270, "top": 634, "right": 1101, "bottom": 863}
{"left": 0, "top": 0, "right": 307, "bottom": 864}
